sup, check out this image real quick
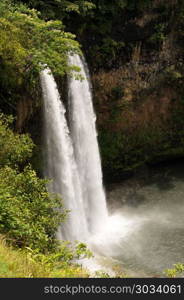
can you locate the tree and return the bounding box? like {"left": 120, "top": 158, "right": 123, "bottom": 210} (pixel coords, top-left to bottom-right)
{"left": 0, "top": 114, "right": 33, "bottom": 168}
{"left": 14, "top": 0, "right": 96, "bottom": 19}
{"left": 0, "top": 166, "right": 65, "bottom": 252}
{"left": 0, "top": 0, "right": 81, "bottom": 106}
{"left": 0, "top": 113, "right": 65, "bottom": 252}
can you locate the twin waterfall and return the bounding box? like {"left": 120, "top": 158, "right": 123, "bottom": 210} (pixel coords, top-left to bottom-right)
{"left": 40, "top": 54, "right": 108, "bottom": 242}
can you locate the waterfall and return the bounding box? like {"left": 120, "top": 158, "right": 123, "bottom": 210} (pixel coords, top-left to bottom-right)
{"left": 40, "top": 67, "right": 88, "bottom": 241}
{"left": 68, "top": 54, "right": 108, "bottom": 233}
{"left": 41, "top": 54, "right": 108, "bottom": 242}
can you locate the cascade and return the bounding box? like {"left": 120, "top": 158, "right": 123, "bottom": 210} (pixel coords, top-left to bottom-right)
{"left": 41, "top": 54, "right": 108, "bottom": 241}
{"left": 40, "top": 67, "right": 88, "bottom": 241}
{"left": 68, "top": 54, "right": 108, "bottom": 233}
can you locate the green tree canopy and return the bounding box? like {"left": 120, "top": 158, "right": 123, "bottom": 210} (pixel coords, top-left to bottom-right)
{"left": 0, "top": 114, "right": 34, "bottom": 168}
{"left": 0, "top": 0, "right": 80, "bottom": 90}
{"left": 14, "top": 0, "right": 96, "bottom": 19}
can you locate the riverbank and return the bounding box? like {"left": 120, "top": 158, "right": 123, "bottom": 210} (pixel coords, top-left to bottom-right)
{"left": 0, "top": 237, "right": 89, "bottom": 278}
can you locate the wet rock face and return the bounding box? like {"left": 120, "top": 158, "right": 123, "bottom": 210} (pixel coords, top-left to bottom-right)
{"left": 92, "top": 64, "right": 184, "bottom": 180}
{"left": 78, "top": 2, "right": 184, "bottom": 180}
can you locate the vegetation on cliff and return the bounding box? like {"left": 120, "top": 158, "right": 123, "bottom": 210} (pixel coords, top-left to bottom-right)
{"left": 0, "top": 236, "right": 90, "bottom": 277}
{"left": 0, "top": 0, "right": 94, "bottom": 276}
{"left": 0, "top": 113, "right": 64, "bottom": 252}
{"left": 0, "top": 0, "right": 183, "bottom": 179}
{"left": 0, "top": 0, "right": 80, "bottom": 121}
{"left": 0, "top": 112, "right": 93, "bottom": 276}
{"left": 0, "top": 0, "right": 184, "bottom": 277}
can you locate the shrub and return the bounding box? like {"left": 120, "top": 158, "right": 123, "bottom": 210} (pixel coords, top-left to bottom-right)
{"left": 0, "top": 113, "right": 66, "bottom": 253}
{"left": 0, "top": 166, "right": 66, "bottom": 252}
{"left": 0, "top": 113, "right": 34, "bottom": 168}
{"left": 165, "top": 263, "right": 184, "bottom": 278}
{"left": 0, "top": 236, "right": 90, "bottom": 277}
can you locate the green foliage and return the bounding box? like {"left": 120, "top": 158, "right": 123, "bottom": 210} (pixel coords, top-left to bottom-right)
{"left": 99, "top": 39, "right": 125, "bottom": 65}
{"left": 0, "top": 114, "right": 34, "bottom": 168}
{"left": 165, "top": 263, "right": 184, "bottom": 278}
{"left": 0, "top": 0, "right": 81, "bottom": 110}
{"left": 28, "top": 241, "right": 92, "bottom": 268}
{"left": 96, "top": 0, "right": 127, "bottom": 14}
{"left": 12, "top": 0, "right": 155, "bottom": 70}
{"left": 0, "top": 113, "right": 65, "bottom": 253}
{"left": 126, "top": 0, "right": 153, "bottom": 10}
{"left": 63, "top": 0, "right": 95, "bottom": 15}
{"left": 164, "top": 66, "right": 183, "bottom": 84}
{"left": 14, "top": 0, "right": 96, "bottom": 19}
{"left": 94, "top": 270, "right": 110, "bottom": 278}
{"left": 0, "top": 166, "right": 65, "bottom": 252}
{"left": 150, "top": 24, "right": 167, "bottom": 44}
{"left": 0, "top": 237, "right": 90, "bottom": 277}
{"left": 93, "top": 0, "right": 152, "bottom": 15}
{"left": 99, "top": 122, "right": 179, "bottom": 179}
{"left": 0, "top": 0, "right": 80, "bottom": 75}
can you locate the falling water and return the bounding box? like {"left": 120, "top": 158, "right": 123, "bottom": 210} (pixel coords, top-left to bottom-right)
{"left": 40, "top": 57, "right": 110, "bottom": 275}
{"left": 40, "top": 63, "right": 184, "bottom": 277}
{"left": 41, "top": 54, "right": 108, "bottom": 241}
{"left": 68, "top": 54, "right": 108, "bottom": 233}
{"left": 40, "top": 67, "right": 88, "bottom": 241}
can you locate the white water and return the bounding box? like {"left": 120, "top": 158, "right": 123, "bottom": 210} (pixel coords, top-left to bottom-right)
{"left": 41, "top": 57, "right": 108, "bottom": 243}
{"left": 40, "top": 68, "right": 88, "bottom": 241}
{"left": 41, "top": 61, "right": 184, "bottom": 277}
{"left": 40, "top": 58, "right": 132, "bottom": 277}
{"left": 68, "top": 54, "right": 108, "bottom": 233}
{"left": 105, "top": 168, "right": 184, "bottom": 277}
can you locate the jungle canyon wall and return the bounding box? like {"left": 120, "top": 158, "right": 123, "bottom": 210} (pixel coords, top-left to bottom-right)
{"left": 75, "top": 0, "right": 184, "bottom": 181}
{"left": 1, "top": 0, "right": 184, "bottom": 182}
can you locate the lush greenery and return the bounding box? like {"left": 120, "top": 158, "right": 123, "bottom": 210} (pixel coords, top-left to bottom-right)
{"left": 0, "top": 1, "right": 95, "bottom": 275}
{"left": 0, "top": 0, "right": 96, "bottom": 278}
{"left": 0, "top": 0, "right": 81, "bottom": 115}
{"left": 0, "top": 166, "right": 62, "bottom": 252}
{"left": 0, "top": 236, "right": 90, "bottom": 277}
{"left": 165, "top": 263, "right": 184, "bottom": 278}
{"left": 0, "top": 113, "right": 65, "bottom": 252}
{"left": 0, "top": 113, "right": 93, "bottom": 276}
{"left": 1, "top": 0, "right": 183, "bottom": 178}
{"left": 0, "top": 0, "right": 80, "bottom": 76}
{"left": 0, "top": 114, "right": 33, "bottom": 167}
{"left": 0, "top": 0, "right": 184, "bottom": 278}
{"left": 19, "top": 0, "right": 184, "bottom": 179}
